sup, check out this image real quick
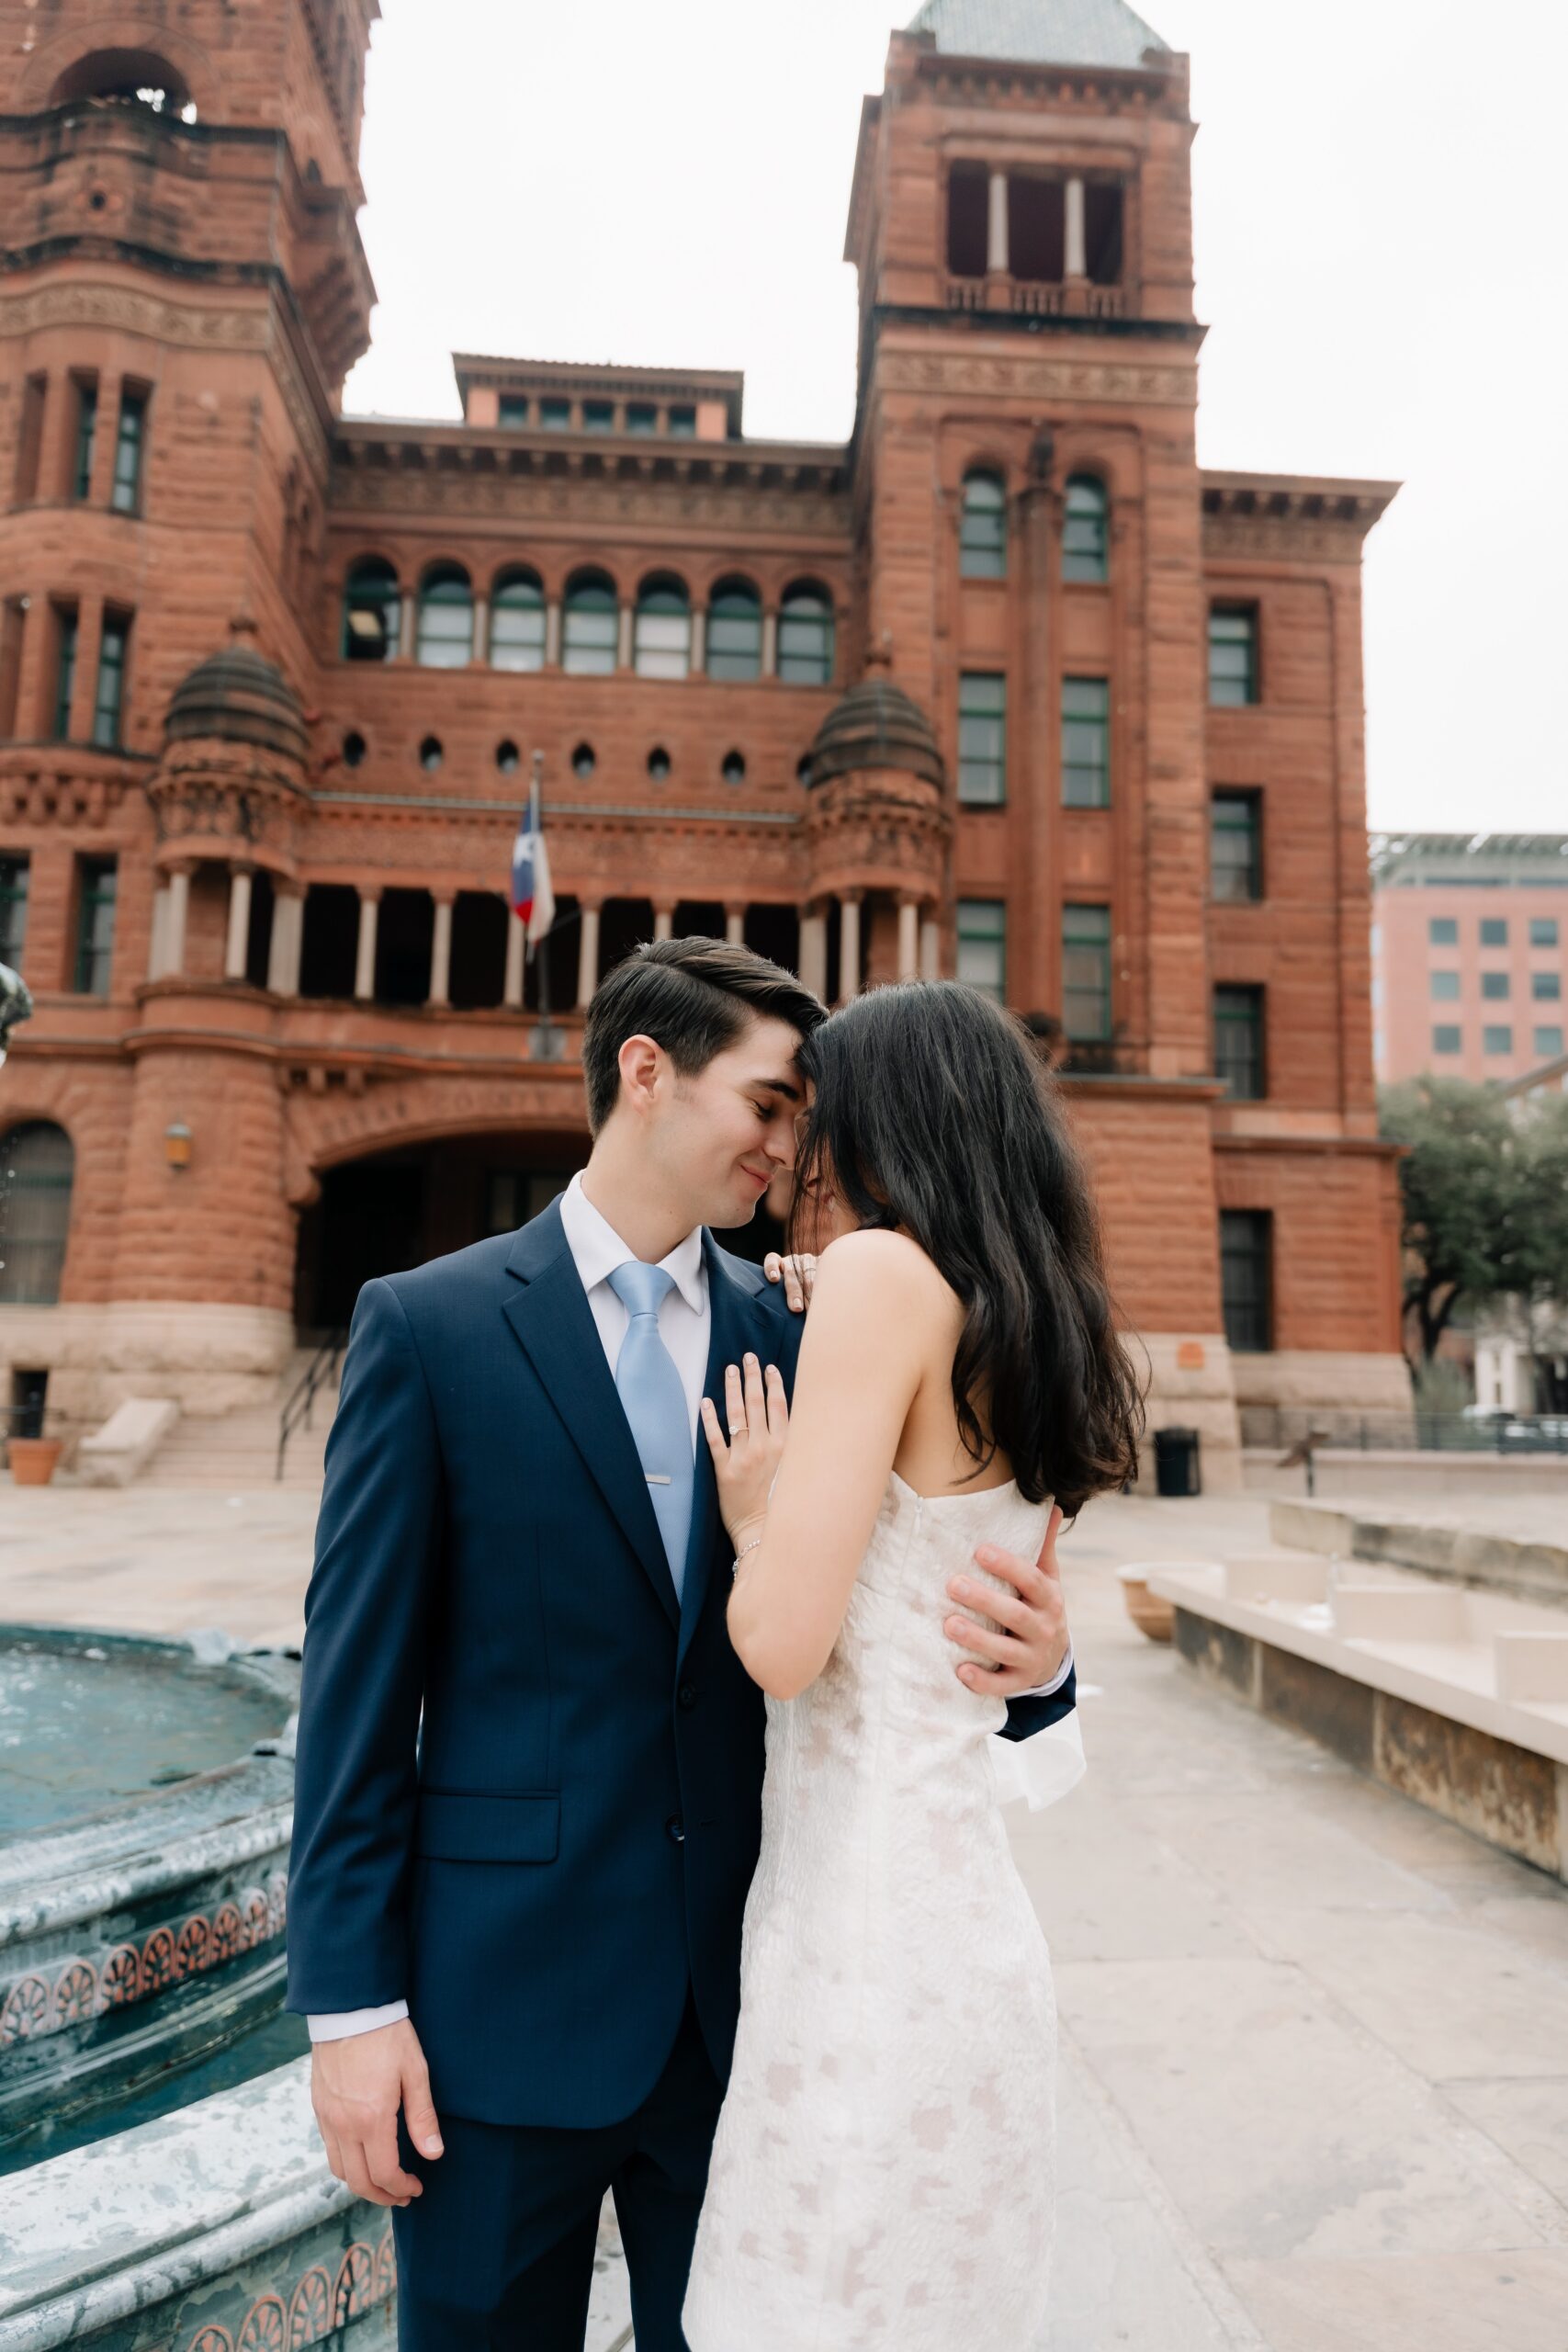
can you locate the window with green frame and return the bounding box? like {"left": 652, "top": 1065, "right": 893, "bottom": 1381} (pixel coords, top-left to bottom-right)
{"left": 1483, "top": 1024, "right": 1513, "bottom": 1056}
{"left": 498, "top": 396, "right": 530, "bottom": 428}
{"left": 73, "top": 855, "right": 117, "bottom": 995}
{"left": 73, "top": 380, "right": 97, "bottom": 503}
{"left": 1428, "top": 916, "right": 1458, "bottom": 945}
{"left": 777, "top": 586, "right": 835, "bottom": 686}
{"left": 706, "top": 580, "right": 762, "bottom": 680}
{"left": 1220, "top": 1209, "right": 1272, "bottom": 1351}
{"left": 0, "top": 1121, "right": 74, "bottom": 1306}
{"left": 1213, "top": 983, "right": 1266, "bottom": 1098}
{"left": 489, "top": 571, "right": 546, "bottom": 672}
{"left": 957, "top": 673, "right": 1007, "bottom": 805}
{"left": 53, "top": 608, "right": 78, "bottom": 740}
{"left": 540, "top": 397, "right": 571, "bottom": 429}
{"left": 1534, "top": 1025, "right": 1563, "bottom": 1059}
{"left": 956, "top": 900, "right": 1006, "bottom": 1003}
{"left": 562, "top": 572, "right": 619, "bottom": 674}
{"left": 582, "top": 400, "right": 615, "bottom": 433}
{"left": 1061, "top": 677, "right": 1110, "bottom": 807}
{"left": 959, "top": 472, "right": 1007, "bottom": 579}
{"left": 1480, "top": 917, "right": 1508, "bottom": 947}
{"left": 1432, "top": 1025, "right": 1461, "bottom": 1055}
{"left": 110, "top": 389, "right": 147, "bottom": 514}
{"left": 1211, "top": 790, "right": 1262, "bottom": 900}
{"left": 415, "top": 566, "right": 475, "bottom": 668}
{"left": 1062, "top": 904, "right": 1111, "bottom": 1039}
{"left": 1062, "top": 475, "right": 1109, "bottom": 583}
{"left": 341, "top": 558, "right": 400, "bottom": 662}
{"left": 92, "top": 614, "right": 130, "bottom": 748}
{"left": 0, "top": 855, "right": 28, "bottom": 968}
{"left": 1529, "top": 917, "right": 1560, "bottom": 949}
{"left": 1209, "top": 606, "right": 1258, "bottom": 706}
{"left": 1533, "top": 971, "right": 1562, "bottom": 1001}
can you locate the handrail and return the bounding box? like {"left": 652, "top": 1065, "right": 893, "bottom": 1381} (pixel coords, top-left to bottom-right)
{"left": 276, "top": 1328, "right": 347, "bottom": 1483}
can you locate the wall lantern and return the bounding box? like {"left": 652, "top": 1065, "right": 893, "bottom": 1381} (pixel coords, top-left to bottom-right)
{"left": 164, "top": 1121, "right": 193, "bottom": 1172}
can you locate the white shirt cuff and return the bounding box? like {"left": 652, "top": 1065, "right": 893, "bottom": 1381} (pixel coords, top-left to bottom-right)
{"left": 1019, "top": 1638, "right": 1074, "bottom": 1701}
{"left": 308, "top": 2001, "right": 410, "bottom": 2043}
{"left": 990, "top": 1711, "right": 1087, "bottom": 1812}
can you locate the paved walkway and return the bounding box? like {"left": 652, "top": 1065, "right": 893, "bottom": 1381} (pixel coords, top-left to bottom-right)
{"left": 6, "top": 1479, "right": 1567, "bottom": 2347}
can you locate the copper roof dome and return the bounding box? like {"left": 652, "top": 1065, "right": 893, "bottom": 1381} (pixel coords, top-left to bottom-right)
{"left": 807, "top": 673, "right": 945, "bottom": 792}
{"left": 164, "top": 629, "right": 309, "bottom": 763}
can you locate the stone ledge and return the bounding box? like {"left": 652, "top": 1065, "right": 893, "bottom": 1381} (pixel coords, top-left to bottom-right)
{"left": 1152, "top": 1562, "right": 1568, "bottom": 1882}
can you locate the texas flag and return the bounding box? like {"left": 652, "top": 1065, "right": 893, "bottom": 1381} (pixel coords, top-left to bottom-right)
{"left": 510, "top": 778, "right": 556, "bottom": 950}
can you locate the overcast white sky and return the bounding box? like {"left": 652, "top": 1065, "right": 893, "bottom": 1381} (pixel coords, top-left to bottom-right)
{"left": 344, "top": 0, "right": 1566, "bottom": 837}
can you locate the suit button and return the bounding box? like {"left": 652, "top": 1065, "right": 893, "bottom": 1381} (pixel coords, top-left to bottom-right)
{"left": 666, "top": 1815, "right": 685, "bottom": 1845}
{"left": 678, "top": 1683, "right": 698, "bottom": 1711}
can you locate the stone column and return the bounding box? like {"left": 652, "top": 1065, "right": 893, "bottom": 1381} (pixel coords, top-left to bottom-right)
{"left": 654, "top": 905, "right": 675, "bottom": 944}
{"left": 897, "top": 899, "right": 920, "bottom": 982}
{"left": 1066, "top": 175, "right": 1088, "bottom": 280}
{"left": 89, "top": 377, "right": 121, "bottom": 507}
{"left": 691, "top": 608, "right": 707, "bottom": 674}
{"left": 471, "top": 594, "right": 489, "bottom": 666}
{"left": 147, "top": 879, "right": 170, "bottom": 981}
{"left": 34, "top": 368, "right": 72, "bottom": 503}
{"left": 503, "top": 905, "right": 526, "bottom": 1008}
{"left": 545, "top": 600, "right": 563, "bottom": 668}
{"left": 398, "top": 592, "right": 416, "bottom": 662}
{"left": 838, "top": 893, "right": 862, "bottom": 1006}
{"left": 987, "top": 170, "right": 1010, "bottom": 274}
{"left": 224, "top": 864, "right": 254, "bottom": 982}
{"left": 618, "top": 605, "right": 635, "bottom": 672}
{"left": 799, "top": 904, "right": 829, "bottom": 1001}
{"left": 267, "top": 884, "right": 305, "bottom": 996}
{"left": 726, "top": 904, "right": 747, "bottom": 947}
{"left": 355, "top": 886, "right": 381, "bottom": 1001}
{"left": 920, "top": 913, "right": 942, "bottom": 983}
{"left": 577, "top": 901, "right": 602, "bottom": 1008}
{"left": 162, "top": 862, "right": 194, "bottom": 980}
{"left": 429, "top": 893, "right": 454, "bottom": 1007}
{"left": 68, "top": 595, "right": 104, "bottom": 742}
{"left": 761, "top": 611, "right": 779, "bottom": 679}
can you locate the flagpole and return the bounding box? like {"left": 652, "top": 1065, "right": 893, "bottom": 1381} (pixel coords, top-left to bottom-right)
{"left": 528, "top": 748, "right": 563, "bottom": 1063}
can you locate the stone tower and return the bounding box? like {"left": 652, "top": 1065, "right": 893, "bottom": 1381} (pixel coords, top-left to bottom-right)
{"left": 0, "top": 1, "right": 377, "bottom": 1412}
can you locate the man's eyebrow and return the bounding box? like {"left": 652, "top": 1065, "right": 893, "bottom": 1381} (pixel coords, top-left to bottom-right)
{"left": 748, "top": 1073, "right": 804, "bottom": 1103}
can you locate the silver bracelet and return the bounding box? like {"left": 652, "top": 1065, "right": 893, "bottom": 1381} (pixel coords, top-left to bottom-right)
{"left": 731, "top": 1535, "right": 764, "bottom": 1577}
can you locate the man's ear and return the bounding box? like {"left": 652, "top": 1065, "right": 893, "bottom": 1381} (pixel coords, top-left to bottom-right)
{"left": 616, "top": 1033, "right": 664, "bottom": 1114}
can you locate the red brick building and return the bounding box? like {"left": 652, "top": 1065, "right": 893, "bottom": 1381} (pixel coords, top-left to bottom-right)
{"left": 0, "top": 0, "right": 1408, "bottom": 1481}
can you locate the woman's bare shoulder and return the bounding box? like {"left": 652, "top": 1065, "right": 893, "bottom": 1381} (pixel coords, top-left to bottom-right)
{"left": 813, "top": 1229, "right": 957, "bottom": 1317}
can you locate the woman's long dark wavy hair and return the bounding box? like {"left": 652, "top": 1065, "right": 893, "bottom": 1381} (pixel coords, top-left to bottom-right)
{"left": 791, "top": 981, "right": 1145, "bottom": 1517}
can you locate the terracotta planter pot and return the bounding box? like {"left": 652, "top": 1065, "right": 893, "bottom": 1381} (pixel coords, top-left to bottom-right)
{"left": 1117, "top": 1565, "right": 1176, "bottom": 1645}
{"left": 8, "top": 1436, "right": 64, "bottom": 1487}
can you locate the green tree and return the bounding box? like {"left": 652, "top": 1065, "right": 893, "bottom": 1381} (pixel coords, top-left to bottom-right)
{"left": 1378, "top": 1079, "right": 1553, "bottom": 1365}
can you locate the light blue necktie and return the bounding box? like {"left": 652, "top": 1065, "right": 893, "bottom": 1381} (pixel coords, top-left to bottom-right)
{"left": 607, "top": 1261, "right": 694, "bottom": 1601}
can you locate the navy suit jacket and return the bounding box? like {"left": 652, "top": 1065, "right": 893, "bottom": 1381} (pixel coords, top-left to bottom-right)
{"left": 286, "top": 1197, "right": 1077, "bottom": 2129}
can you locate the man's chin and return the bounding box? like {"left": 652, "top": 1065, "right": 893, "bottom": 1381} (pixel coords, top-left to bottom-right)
{"left": 705, "top": 1185, "right": 766, "bottom": 1232}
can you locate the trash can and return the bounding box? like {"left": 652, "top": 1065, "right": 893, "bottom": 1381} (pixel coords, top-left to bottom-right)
{"left": 1152, "top": 1426, "right": 1201, "bottom": 1498}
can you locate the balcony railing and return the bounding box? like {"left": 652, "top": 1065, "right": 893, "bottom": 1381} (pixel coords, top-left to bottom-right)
{"left": 943, "top": 277, "right": 1125, "bottom": 321}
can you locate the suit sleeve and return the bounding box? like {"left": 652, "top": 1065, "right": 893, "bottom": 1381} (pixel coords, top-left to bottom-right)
{"left": 285, "top": 1276, "right": 442, "bottom": 2016}
{"left": 999, "top": 1657, "right": 1077, "bottom": 1741}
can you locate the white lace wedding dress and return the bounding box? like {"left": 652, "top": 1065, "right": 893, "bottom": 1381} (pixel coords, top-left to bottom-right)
{"left": 683, "top": 1471, "right": 1059, "bottom": 2351}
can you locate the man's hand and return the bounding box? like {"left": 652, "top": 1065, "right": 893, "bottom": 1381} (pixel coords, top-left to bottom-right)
{"left": 763, "top": 1251, "right": 818, "bottom": 1315}
{"left": 942, "top": 1503, "right": 1069, "bottom": 1696}
{"left": 311, "top": 2017, "right": 443, "bottom": 2209}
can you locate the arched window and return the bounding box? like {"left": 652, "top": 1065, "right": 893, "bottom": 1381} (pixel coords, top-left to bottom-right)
{"left": 490, "top": 570, "right": 546, "bottom": 673}
{"left": 563, "top": 571, "right": 618, "bottom": 676}
{"left": 778, "top": 584, "right": 835, "bottom": 687}
{"left": 634, "top": 577, "right": 691, "bottom": 681}
{"left": 960, "top": 471, "right": 1008, "bottom": 579}
{"left": 416, "top": 564, "right": 474, "bottom": 668}
{"left": 51, "top": 50, "right": 197, "bottom": 120}
{"left": 0, "top": 1121, "right": 73, "bottom": 1306}
{"left": 341, "top": 558, "right": 400, "bottom": 663}
{"left": 707, "top": 578, "right": 762, "bottom": 681}
{"left": 1063, "top": 475, "right": 1110, "bottom": 584}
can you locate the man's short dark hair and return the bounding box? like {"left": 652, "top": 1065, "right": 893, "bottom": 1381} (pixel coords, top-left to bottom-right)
{"left": 581, "top": 935, "right": 827, "bottom": 1134}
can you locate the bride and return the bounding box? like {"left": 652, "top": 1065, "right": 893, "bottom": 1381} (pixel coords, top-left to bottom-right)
{"left": 682, "top": 978, "right": 1143, "bottom": 2351}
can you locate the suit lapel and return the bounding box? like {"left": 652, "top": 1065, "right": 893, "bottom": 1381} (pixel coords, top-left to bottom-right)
{"left": 678, "top": 1236, "right": 765, "bottom": 1670}
{"left": 501, "top": 1200, "right": 680, "bottom": 1630}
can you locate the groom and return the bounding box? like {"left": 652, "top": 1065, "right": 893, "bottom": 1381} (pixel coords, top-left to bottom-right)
{"left": 287, "top": 938, "right": 1077, "bottom": 2350}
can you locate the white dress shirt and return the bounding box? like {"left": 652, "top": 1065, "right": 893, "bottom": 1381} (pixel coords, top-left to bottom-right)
{"left": 309, "top": 1177, "right": 1074, "bottom": 2042}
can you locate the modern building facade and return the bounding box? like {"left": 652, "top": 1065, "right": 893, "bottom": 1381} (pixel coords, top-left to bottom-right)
{"left": 0, "top": 0, "right": 1409, "bottom": 1477}
{"left": 1371, "top": 833, "right": 1568, "bottom": 1088}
